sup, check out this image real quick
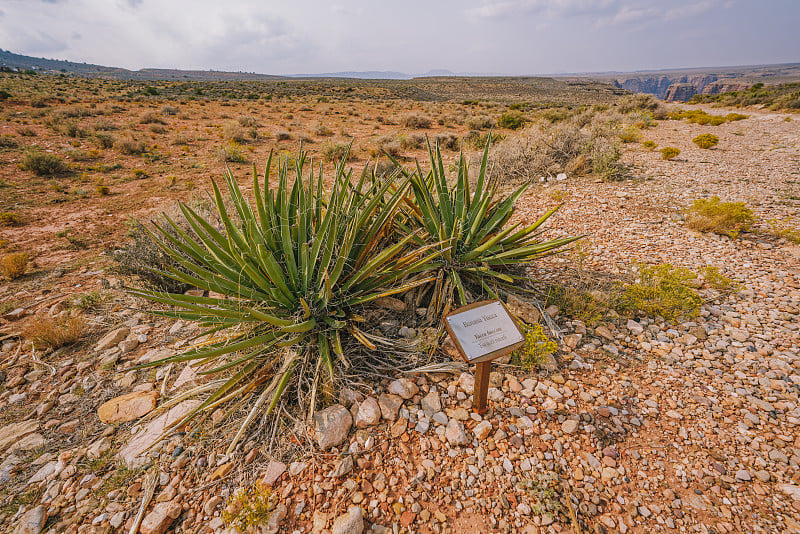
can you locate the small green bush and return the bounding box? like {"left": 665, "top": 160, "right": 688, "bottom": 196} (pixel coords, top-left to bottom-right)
{"left": 660, "top": 147, "right": 680, "bottom": 160}
{"left": 21, "top": 151, "right": 67, "bottom": 176}
{"left": 616, "top": 127, "right": 640, "bottom": 143}
{"left": 511, "top": 322, "right": 557, "bottom": 371}
{"left": 701, "top": 266, "right": 740, "bottom": 292}
{"left": 693, "top": 133, "right": 719, "bottom": 149}
{"left": 686, "top": 196, "right": 754, "bottom": 238}
{"left": 217, "top": 141, "right": 248, "bottom": 163}
{"left": 641, "top": 140, "right": 657, "bottom": 150}
{"left": 323, "top": 142, "right": 353, "bottom": 162}
{"left": 620, "top": 263, "right": 702, "bottom": 323}
{"left": 1, "top": 252, "right": 29, "bottom": 280}
{"left": 0, "top": 212, "right": 22, "bottom": 227}
{"left": 498, "top": 112, "right": 525, "bottom": 130}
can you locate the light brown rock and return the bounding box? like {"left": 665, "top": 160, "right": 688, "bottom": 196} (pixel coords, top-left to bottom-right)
{"left": 98, "top": 391, "right": 159, "bottom": 424}
{"left": 139, "top": 501, "right": 181, "bottom": 534}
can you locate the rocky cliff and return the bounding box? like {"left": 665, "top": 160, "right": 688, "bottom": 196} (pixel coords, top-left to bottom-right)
{"left": 613, "top": 73, "right": 753, "bottom": 101}
{"left": 663, "top": 83, "right": 699, "bottom": 102}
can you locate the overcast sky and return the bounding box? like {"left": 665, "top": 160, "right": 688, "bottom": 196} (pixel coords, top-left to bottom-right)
{"left": 1, "top": 0, "right": 797, "bottom": 75}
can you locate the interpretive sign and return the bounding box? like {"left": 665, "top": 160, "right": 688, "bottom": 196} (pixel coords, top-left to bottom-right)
{"left": 443, "top": 300, "right": 525, "bottom": 414}
{"left": 443, "top": 300, "right": 524, "bottom": 363}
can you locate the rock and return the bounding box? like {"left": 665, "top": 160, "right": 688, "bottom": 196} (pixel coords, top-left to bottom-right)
{"left": 86, "top": 437, "right": 113, "bottom": 459}
{"left": 171, "top": 363, "right": 201, "bottom": 391}
{"left": 118, "top": 400, "right": 201, "bottom": 464}
{"left": 626, "top": 320, "right": 644, "bottom": 336}
{"left": 331, "top": 505, "right": 363, "bottom": 534}
{"left": 374, "top": 297, "right": 406, "bottom": 312}
{"left": 778, "top": 484, "right": 800, "bottom": 501}
{"left": 95, "top": 327, "right": 130, "bottom": 352}
{"left": 97, "top": 391, "right": 159, "bottom": 424}
{"left": 139, "top": 501, "right": 181, "bottom": 534}
{"left": 388, "top": 378, "right": 418, "bottom": 400}
{"left": 3, "top": 308, "right": 26, "bottom": 321}
{"left": 445, "top": 419, "right": 469, "bottom": 447}
{"left": 330, "top": 455, "right": 354, "bottom": 478}
{"left": 421, "top": 390, "right": 441, "bottom": 418}
{"left": 263, "top": 503, "right": 287, "bottom": 534}
{"left": 506, "top": 294, "right": 542, "bottom": 324}
{"left": 473, "top": 420, "right": 493, "bottom": 440}
{"left": 458, "top": 372, "right": 475, "bottom": 394}
{"left": 288, "top": 461, "right": 307, "bottom": 477}
{"left": 355, "top": 397, "right": 381, "bottom": 428}
{"left": 735, "top": 469, "right": 751, "bottom": 481}
{"left": 313, "top": 405, "right": 353, "bottom": 450}
{"left": 0, "top": 420, "right": 39, "bottom": 453}
{"left": 203, "top": 496, "right": 222, "bottom": 515}
{"left": 562, "top": 419, "right": 579, "bottom": 434}
{"left": 378, "top": 393, "right": 403, "bottom": 421}
{"left": 262, "top": 461, "right": 287, "bottom": 486}
{"left": 13, "top": 505, "right": 45, "bottom": 534}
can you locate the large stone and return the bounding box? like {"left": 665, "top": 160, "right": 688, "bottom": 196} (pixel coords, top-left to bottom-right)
{"left": 331, "top": 505, "right": 364, "bottom": 534}
{"left": 355, "top": 397, "right": 381, "bottom": 428}
{"left": 171, "top": 363, "right": 201, "bottom": 391}
{"left": 87, "top": 436, "right": 113, "bottom": 459}
{"left": 445, "top": 419, "right": 469, "bottom": 447}
{"left": 118, "top": 400, "right": 201, "bottom": 464}
{"left": 313, "top": 405, "right": 353, "bottom": 450}
{"left": 421, "top": 390, "right": 442, "bottom": 418}
{"left": 140, "top": 501, "right": 181, "bottom": 534}
{"left": 626, "top": 319, "right": 644, "bottom": 336}
{"left": 562, "top": 419, "right": 579, "bottom": 434}
{"left": 0, "top": 420, "right": 39, "bottom": 453}
{"left": 387, "top": 378, "right": 418, "bottom": 400}
{"left": 458, "top": 373, "right": 475, "bottom": 394}
{"left": 506, "top": 294, "right": 542, "bottom": 324}
{"left": 378, "top": 393, "right": 403, "bottom": 421}
{"left": 94, "top": 327, "right": 130, "bottom": 352}
{"left": 473, "top": 420, "right": 493, "bottom": 440}
{"left": 263, "top": 503, "right": 287, "bottom": 534}
{"left": 262, "top": 460, "right": 287, "bottom": 486}
{"left": 98, "top": 391, "right": 159, "bottom": 424}
{"left": 13, "top": 505, "right": 45, "bottom": 534}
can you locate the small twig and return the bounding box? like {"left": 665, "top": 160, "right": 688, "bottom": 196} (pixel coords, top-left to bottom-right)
{"left": 129, "top": 468, "right": 158, "bottom": 534}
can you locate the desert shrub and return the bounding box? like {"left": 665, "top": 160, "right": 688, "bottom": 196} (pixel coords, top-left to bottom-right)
{"left": 402, "top": 113, "right": 432, "bottom": 129}
{"left": 217, "top": 141, "right": 248, "bottom": 163}
{"left": 668, "top": 109, "right": 743, "bottom": 126}
{"left": 701, "top": 266, "right": 740, "bottom": 292}
{"left": 511, "top": 322, "right": 557, "bottom": 370}
{"left": 140, "top": 111, "right": 166, "bottom": 125}
{"left": 93, "top": 132, "right": 115, "bottom": 149}
{"left": 92, "top": 119, "right": 119, "bottom": 131}
{"left": 222, "top": 121, "right": 248, "bottom": 143}
{"left": 149, "top": 124, "right": 168, "bottom": 134}
{"left": 465, "top": 130, "right": 503, "bottom": 150}
{"left": 223, "top": 482, "right": 276, "bottom": 532}
{"left": 23, "top": 315, "right": 86, "bottom": 350}
{"left": 96, "top": 185, "right": 110, "bottom": 195}
{"left": 620, "top": 263, "right": 701, "bottom": 322}
{"left": 117, "top": 136, "right": 147, "bottom": 155}
{"left": 55, "top": 106, "right": 93, "bottom": 119}
{"left": 64, "top": 148, "right": 101, "bottom": 162}
{"left": 237, "top": 115, "right": 259, "bottom": 127}
{"left": 314, "top": 124, "right": 334, "bottom": 137}
{"left": 0, "top": 135, "right": 18, "bottom": 149}
{"left": 660, "top": 147, "right": 680, "bottom": 160}
{"left": 399, "top": 134, "right": 425, "bottom": 150}
{"left": 0, "top": 212, "right": 22, "bottom": 226}
{"left": 275, "top": 131, "right": 291, "bottom": 141}
{"left": 371, "top": 135, "right": 401, "bottom": 157}
{"left": 726, "top": 113, "right": 748, "bottom": 122}
{"left": 435, "top": 133, "right": 459, "bottom": 151}
{"left": 686, "top": 196, "right": 754, "bottom": 238}
{"left": 616, "top": 127, "right": 640, "bottom": 143}
{"left": 591, "top": 138, "right": 625, "bottom": 181}
{"left": 323, "top": 142, "right": 353, "bottom": 162}
{"left": 766, "top": 218, "right": 800, "bottom": 244}
{"left": 466, "top": 115, "right": 495, "bottom": 130}
{"left": 21, "top": 151, "right": 67, "bottom": 176}
{"left": 497, "top": 111, "right": 525, "bottom": 130}
{"left": 642, "top": 140, "right": 657, "bottom": 150}
{"left": 539, "top": 108, "right": 571, "bottom": 123}
{"left": 161, "top": 104, "right": 179, "bottom": 115}
{"left": 693, "top": 133, "right": 719, "bottom": 149}
{"left": 1, "top": 252, "right": 29, "bottom": 280}
{"left": 617, "top": 93, "right": 664, "bottom": 114}
{"left": 16, "top": 126, "right": 36, "bottom": 137}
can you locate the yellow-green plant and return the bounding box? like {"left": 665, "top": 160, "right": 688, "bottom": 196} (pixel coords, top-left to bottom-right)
{"left": 1, "top": 252, "right": 29, "bottom": 280}
{"left": 766, "top": 217, "right": 800, "bottom": 244}
{"left": 620, "top": 263, "right": 701, "bottom": 322}
{"left": 660, "top": 147, "right": 680, "bottom": 160}
{"left": 223, "top": 482, "right": 276, "bottom": 532}
{"left": 641, "top": 140, "right": 657, "bottom": 150}
{"left": 511, "top": 322, "right": 557, "bottom": 370}
{"left": 701, "top": 266, "right": 740, "bottom": 292}
{"left": 686, "top": 196, "right": 754, "bottom": 238}
{"left": 131, "top": 149, "right": 437, "bottom": 452}
{"left": 693, "top": 133, "right": 719, "bottom": 149}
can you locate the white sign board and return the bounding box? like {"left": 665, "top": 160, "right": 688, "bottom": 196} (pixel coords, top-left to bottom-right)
{"left": 444, "top": 300, "right": 524, "bottom": 363}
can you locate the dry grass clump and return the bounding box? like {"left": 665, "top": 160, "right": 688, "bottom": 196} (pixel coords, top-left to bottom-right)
{"left": 488, "top": 115, "right": 625, "bottom": 182}
{"left": 140, "top": 111, "right": 166, "bottom": 125}
{"left": 217, "top": 141, "right": 248, "bottom": 163}
{"left": 275, "top": 131, "right": 291, "bottom": 141}
{"left": 323, "top": 142, "right": 354, "bottom": 162}
{"left": 222, "top": 121, "right": 248, "bottom": 143}
{"left": 23, "top": 315, "right": 87, "bottom": 350}
{"left": 399, "top": 134, "right": 425, "bottom": 150}
{"left": 466, "top": 115, "right": 495, "bottom": 130}
{"left": 0, "top": 212, "right": 23, "bottom": 227}
{"left": 160, "top": 104, "right": 179, "bottom": 116}
{"left": 117, "top": 136, "right": 147, "bottom": 155}
{"left": 766, "top": 218, "right": 800, "bottom": 244}
{"left": 660, "top": 147, "right": 680, "bottom": 160}
{"left": 1, "top": 253, "right": 29, "bottom": 280}
{"left": 370, "top": 135, "right": 401, "bottom": 157}
{"left": 402, "top": 113, "right": 432, "bottom": 129}
{"left": 0, "top": 135, "right": 20, "bottom": 149}
{"left": 314, "top": 123, "right": 334, "bottom": 137}
{"left": 617, "top": 93, "right": 667, "bottom": 118}
{"left": 686, "top": 196, "right": 755, "bottom": 238}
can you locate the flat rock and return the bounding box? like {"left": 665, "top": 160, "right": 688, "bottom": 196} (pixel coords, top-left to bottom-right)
{"left": 378, "top": 393, "right": 403, "bottom": 421}
{"left": 0, "top": 420, "right": 39, "bottom": 453}
{"left": 118, "top": 400, "right": 201, "bottom": 465}
{"left": 140, "top": 501, "right": 181, "bottom": 534}
{"left": 13, "top": 506, "right": 45, "bottom": 534}
{"left": 331, "top": 505, "right": 364, "bottom": 534}
{"left": 98, "top": 391, "right": 159, "bottom": 424}
{"left": 562, "top": 419, "right": 579, "bottom": 434}
{"left": 473, "top": 420, "right": 493, "bottom": 440}
{"left": 458, "top": 372, "right": 475, "bottom": 394}
{"left": 421, "top": 390, "right": 441, "bottom": 418}
{"left": 313, "top": 404, "right": 353, "bottom": 450}
{"left": 445, "top": 419, "right": 469, "bottom": 447}
{"left": 262, "top": 460, "right": 286, "bottom": 486}
{"left": 95, "top": 327, "right": 130, "bottom": 352}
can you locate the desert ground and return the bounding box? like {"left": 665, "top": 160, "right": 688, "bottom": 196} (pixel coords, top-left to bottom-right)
{"left": 0, "top": 73, "right": 799, "bottom": 534}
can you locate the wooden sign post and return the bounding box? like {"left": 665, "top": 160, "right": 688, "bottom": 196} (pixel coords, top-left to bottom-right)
{"left": 443, "top": 300, "right": 525, "bottom": 414}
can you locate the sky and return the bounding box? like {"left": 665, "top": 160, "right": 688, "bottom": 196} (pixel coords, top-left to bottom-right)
{"left": 0, "top": 0, "right": 798, "bottom": 76}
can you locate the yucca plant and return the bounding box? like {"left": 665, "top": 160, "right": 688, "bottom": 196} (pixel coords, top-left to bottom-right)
{"left": 130, "top": 148, "right": 438, "bottom": 453}
{"left": 396, "top": 139, "right": 581, "bottom": 317}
